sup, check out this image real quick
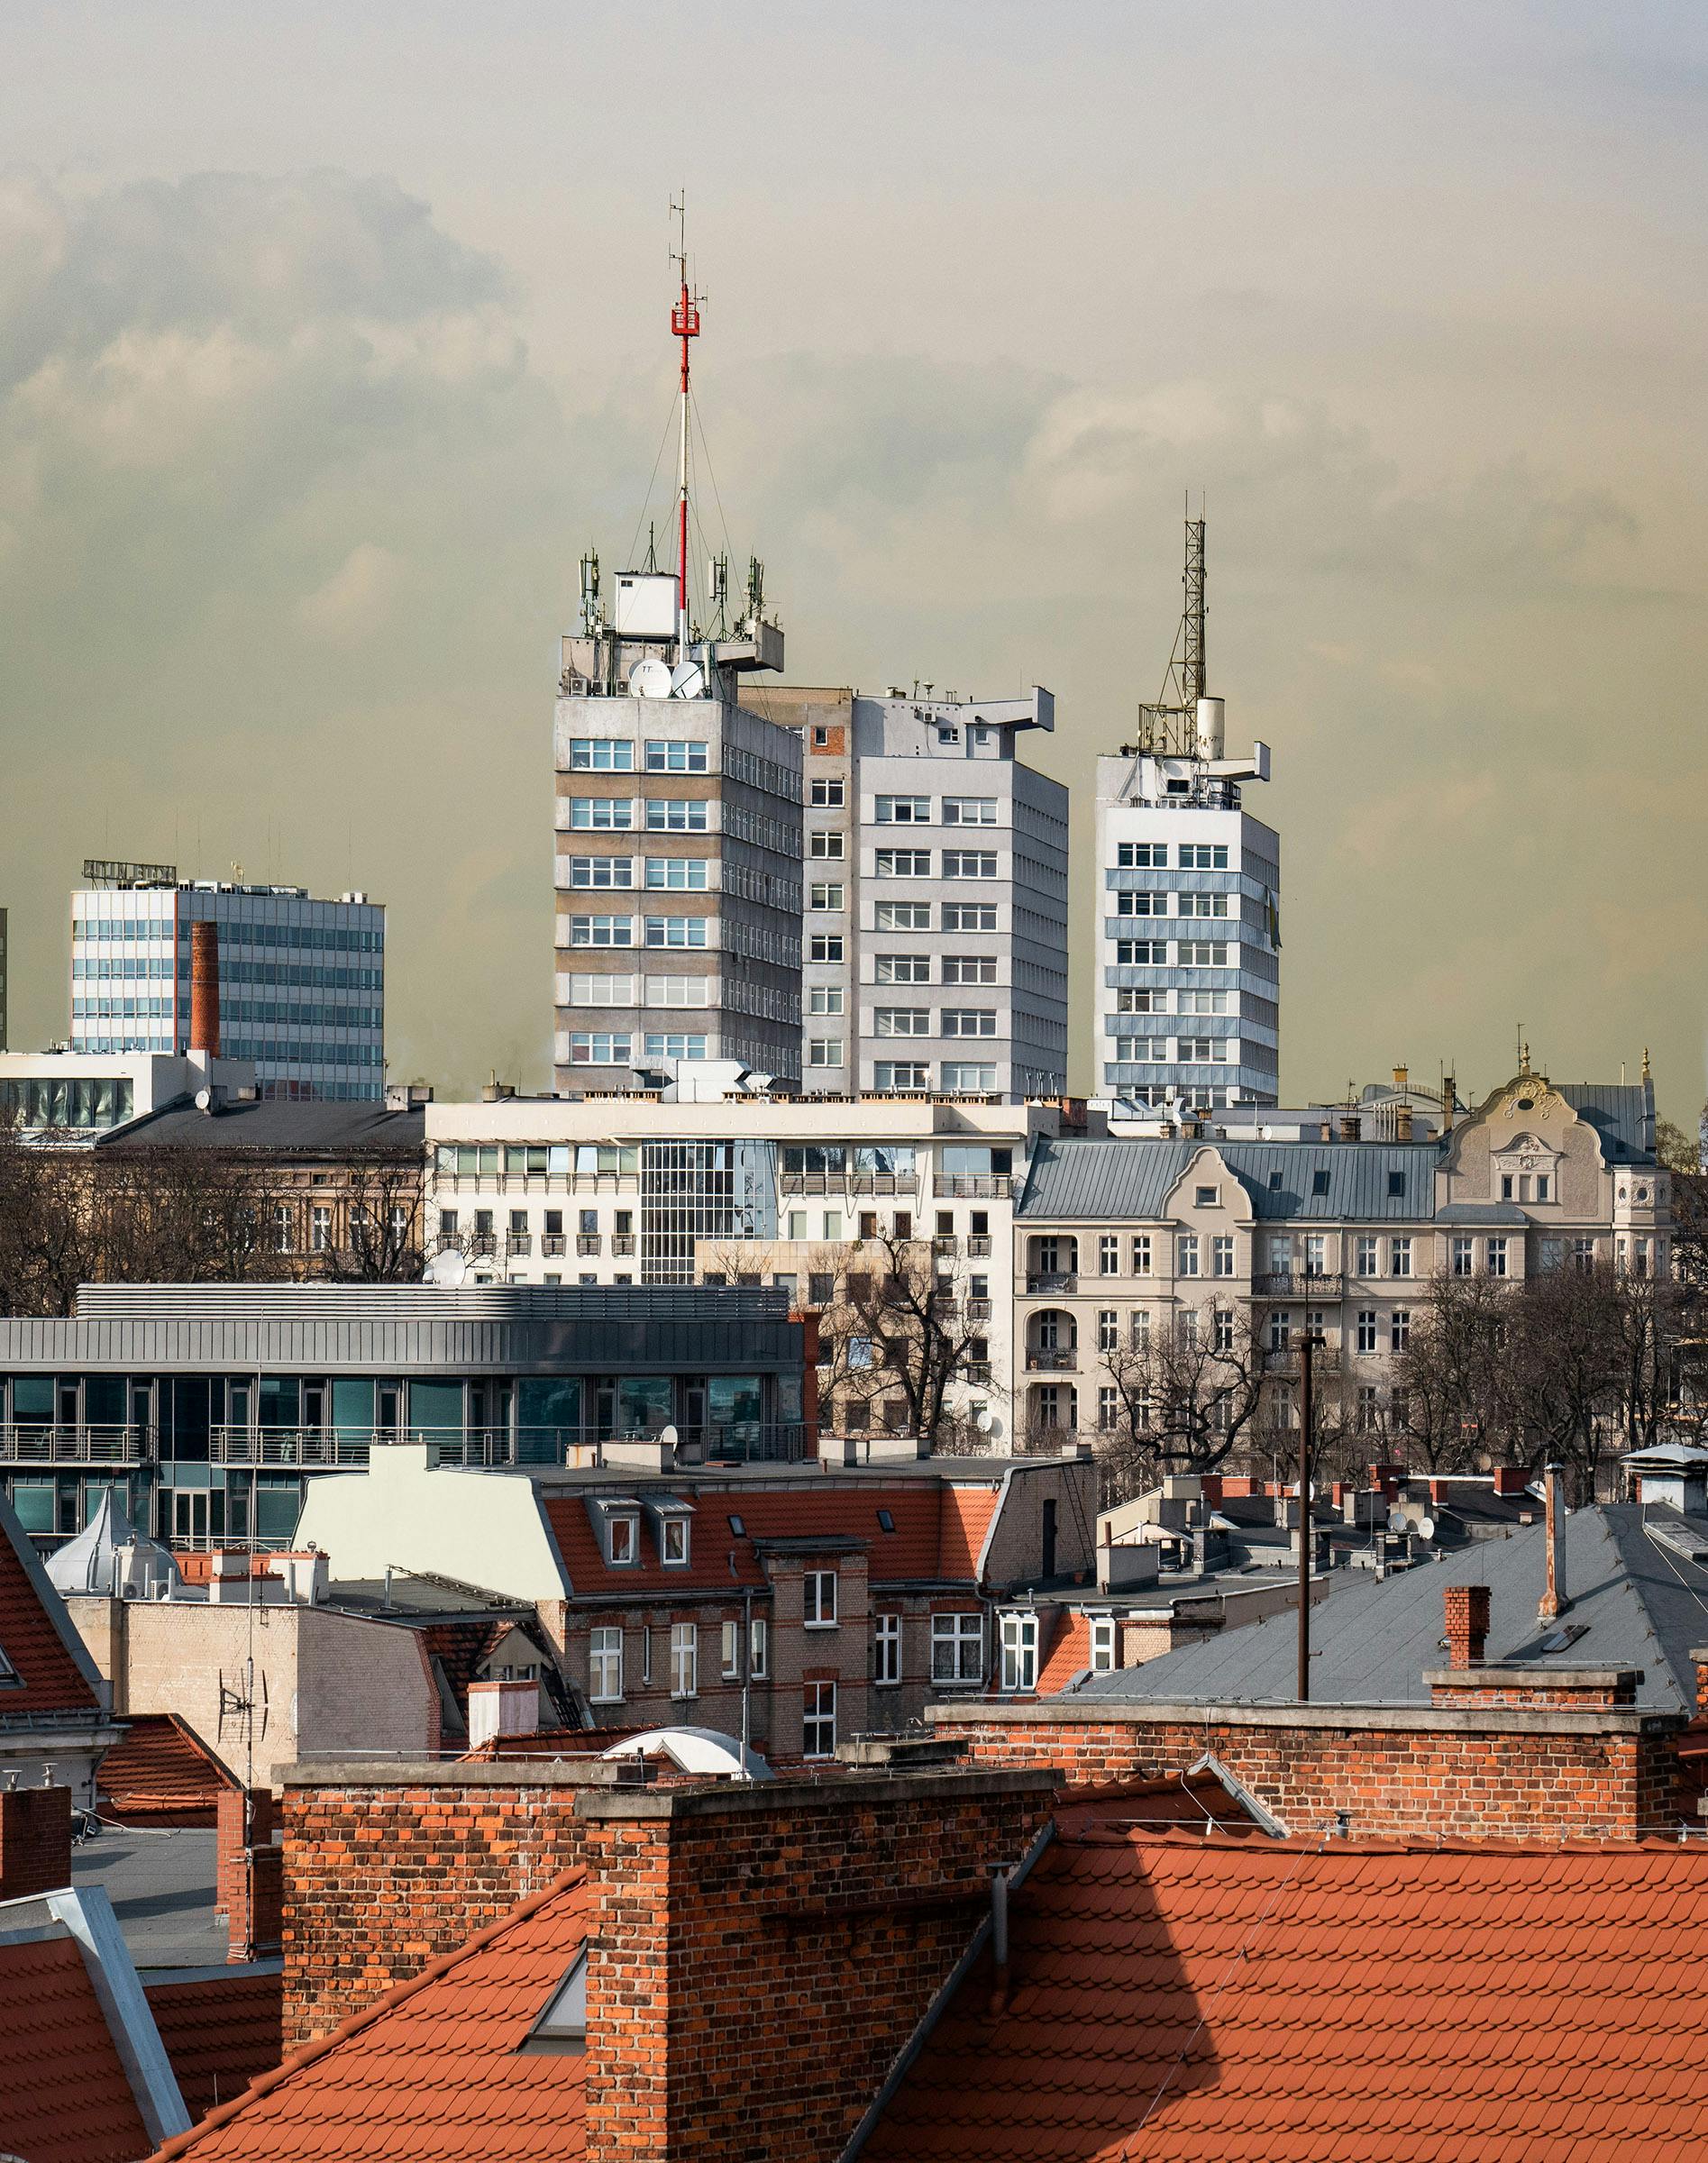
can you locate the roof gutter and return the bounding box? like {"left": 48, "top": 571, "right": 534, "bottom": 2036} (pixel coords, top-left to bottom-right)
{"left": 836, "top": 1816, "right": 1055, "bottom": 2162}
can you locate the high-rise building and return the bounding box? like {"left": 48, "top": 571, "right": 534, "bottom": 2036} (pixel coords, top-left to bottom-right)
{"left": 1091, "top": 524, "right": 1280, "bottom": 1109}
{"left": 752, "top": 684, "right": 1070, "bottom": 1101}
{"left": 69, "top": 864, "right": 386, "bottom": 1101}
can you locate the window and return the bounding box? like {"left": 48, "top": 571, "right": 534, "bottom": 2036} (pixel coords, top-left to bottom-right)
{"left": 943, "top": 797, "right": 998, "bottom": 826}
{"left": 1097, "top": 1384, "right": 1119, "bottom": 1431}
{"left": 808, "top": 1037, "right": 845, "bottom": 1068}
{"left": 589, "top": 1627, "right": 623, "bottom": 1702}
{"left": 1356, "top": 1236, "right": 1377, "bottom": 1276}
{"left": 1176, "top": 1233, "right": 1201, "bottom": 1278}
{"left": 874, "top": 1613, "right": 901, "bottom": 1686}
{"left": 1118, "top": 939, "right": 1168, "bottom": 965}
{"left": 1099, "top": 1234, "right": 1119, "bottom": 1275}
{"left": 1117, "top": 891, "right": 1166, "bottom": 917}
{"left": 808, "top": 986, "right": 844, "bottom": 1016}
{"left": 1179, "top": 989, "right": 1228, "bottom": 1014}
{"left": 809, "top": 934, "right": 844, "bottom": 963}
{"left": 1486, "top": 1237, "right": 1508, "bottom": 1278}
{"left": 931, "top": 1612, "right": 983, "bottom": 1683}
{"left": 809, "top": 829, "right": 845, "bottom": 858}
{"left": 1116, "top": 989, "right": 1162, "bottom": 1014}
{"left": 875, "top": 849, "right": 931, "bottom": 878}
{"left": 568, "top": 855, "right": 636, "bottom": 889}
{"left": 571, "top": 1033, "right": 632, "bottom": 1064}
{"left": 1536, "top": 1175, "right": 1550, "bottom": 1202}
{"left": 570, "top": 915, "right": 635, "bottom": 947}
{"left": 804, "top": 1570, "right": 838, "bottom": 1627}
{"left": 875, "top": 901, "right": 931, "bottom": 930}
{"left": 1356, "top": 1310, "right": 1378, "bottom": 1355}
{"left": 644, "top": 857, "right": 708, "bottom": 890}
{"left": 1305, "top": 1234, "right": 1326, "bottom": 1279}
{"left": 644, "top": 917, "right": 709, "bottom": 947}
{"left": 1269, "top": 1309, "right": 1292, "bottom": 1353}
{"left": 941, "top": 1009, "right": 997, "bottom": 1036}
{"left": 1193, "top": 1184, "right": 1219, "bottom": 1209}
{"left": 644, "top": 1033, "right": 707, "bottom": 1060}
{"left": 809, "top": 882, "right": 845, "bottom": 910}
{"left": 1179, "top": 1037, "right": 1225, "bottom": 1063}
{"left": 810, "top": 777, "right": 845, "bottom": 808}
{"left": 874, "top": 1063, "right": 928, "bottom": 1091}
{"left": 1452, "top": 1237, "right": 1474, "bottom": 1276}
{"left": 607, "top": 1513, "right": 639, "bottom": 1565}
{"left": 523, "top": 1952, "right": 588, "bottom": 2054}
{"left": 875, "top": 1008, "right": 929, "bottom": 1036}
{"left": 569, "top": 738, "right": 634, "bottom": 771}
{"left": 1097, "top": 1309, "right": 1119, "bottom": 1353}
{"left": 875, "top": 795, "right": 930, "bottom": 824}
{"left": 645, "top": 974, "right": 710, "bottom": 1008}
{"left": 644, "top": 739, "right": 709, "bottom": 772}
{"left": 1178, "top": 893, "right": 1228, "bottom": 917}
{"left": 1213, "top": 1307, "right": 1235, "bottom": 1352}
{"left": 941, "top": 1063, "right": 996, "bottom": 1091}
{"left": 1000, "top": 1611, "right": 1039, "bottom": 1693}
{"left": 942, "top": 902, "right": 997, "bottom": 933}
{"left": 571, "top": 972, "right": 637, "bottom": 1005}
{"left": 876, "top": 954, "right": 930, "bottom": 983}
{"left": 1111, "top": 1036, "right": 1169, "bottom": 1063}
{"left": 310, "top": 1207, "right": 331, "bottom": 1252}
{"left": 1501, "top": 1174, "right": 1514, "bottom": 1200}
{"left": 1391, "top": 1310, "right": 1411, "bottom": 1353}
{"left": 571, "top": 797, "right": 635, "bottom": 829}
{"left": 721, "top": 1620, "right": 743, "bottom": 1678}
{"left": 644, "top": 798, "right": 708, "bottom": 830}
{"left": 670, "top": 1621, "right": 698, "bottom": 1698}
{"left": 1387, "top": 1170, "right": 1406, "bottom": 1199}
{"left": 942, "top": 850, "right": 998, "bottom": 879}
{"left": 661, "top": 1518, "right": 690, "bottom": 1566}
{"left": 1178, "top": 843, "right": 1228, "bottom": 870}
{"left": 1091, "top": 1618, "right": 1119, "bottom": 1674}
{"left": 1117, "top": 841, "right": 1168, "bottom": 867}
{"left": 1177, "top": 941, "right": 1230, "bottom": 967}
{"left": 1390, "top": 1237, "right": 1413, "bottom": 1278}
{"left": 1212, "top": 1234, "right": 1235, "bottom": 1277}
{"left": 942, "top": 954, "right": 998, "bottom": 984}
{"left": 1573, "top": 1237, "right": 1597, "bottom": 1272}
{"left": 1131, "top": 1235, "right": 1152, "bottom": 1274}
{"left": 749, "top": 1617, "right": 768, "bottom": 1677}
{"left": 802, "top": 1680, "right": 837, "bottom": 1758}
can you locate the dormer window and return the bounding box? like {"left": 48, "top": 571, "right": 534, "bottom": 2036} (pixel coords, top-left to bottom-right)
{"left": 607, "top": 1514, "right": 638, "bottom": 1565}
{"left": 662, "top": 1518, "right": 690, "bottom": 1566}
{"left": 519, "top": 1951, "right": 587, "bottom": 2056}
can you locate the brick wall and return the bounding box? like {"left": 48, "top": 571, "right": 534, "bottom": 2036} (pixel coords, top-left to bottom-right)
{"left": 215, "top": 1785, "right": 281, "bottom": 1963}
{"left": 0, "top": 1784, "right": 71, "bottom": 1899}
{"left": 576, "top": 1769, "right": 1053, "bottom": 2163}
{"left": 933, "top": 1698, "right": 1686, "bottom": 1839}
{"left": 279, "top": 1765, "right": 609, "bottom": 2045}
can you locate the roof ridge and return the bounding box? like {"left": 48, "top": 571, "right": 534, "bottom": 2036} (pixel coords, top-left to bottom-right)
{"left": 148, "top": 1867, "right": 587, "bottom": 2160}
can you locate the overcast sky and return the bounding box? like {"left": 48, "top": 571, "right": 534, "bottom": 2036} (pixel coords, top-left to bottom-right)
{"left": 1, "top": 3, "right": 1703, "bottom": 1117}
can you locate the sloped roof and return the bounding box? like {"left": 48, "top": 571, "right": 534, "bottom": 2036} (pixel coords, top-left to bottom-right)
{"left": 542, "top": 1479, "right": 1004, "bottom": 1598}
{"left": 1557, "top": 1083, "right": 1652, "bottom": 1166}
{"left": 151, "top": 1876, "right": 589, "bottom": 2163}
{"left": 101, "top": 1100, "right": 425, "bottom": 1154}
{"left": 0, "top": 1929, "right": 154, "bottom": 2163}
{"left": 1070, "top": 1506, "right": 1708, "bottom": 1715}
{"left": 146, "top": 1969, "right": 282, "bottom": 2125}
{"left": 864, "top": 1829, "right": 1708, "bottom": 2161}
{"left": 98, "top": 1715, "right": 242, "bottom": 1826}
{"left": 1018, "top": 1138, "right": 1441, "bottom": 1222}
{"left": 0, "top": 1487, "right": 106, "bottom": 1718}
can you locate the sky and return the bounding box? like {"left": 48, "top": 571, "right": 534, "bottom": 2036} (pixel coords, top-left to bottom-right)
{"left": 1, "top": 2, "right": 1703, "bottom": 1118}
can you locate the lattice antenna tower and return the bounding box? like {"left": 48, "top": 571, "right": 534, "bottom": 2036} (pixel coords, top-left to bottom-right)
{"left": 1137, "top": 508, "right": 1208, "bottom": 755}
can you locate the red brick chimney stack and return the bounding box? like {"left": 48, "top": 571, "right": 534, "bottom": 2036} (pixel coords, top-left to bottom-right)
{"left": 0, "top": 1783, "right": 73, "bottom": 1900}
{"left": 189, "top": 919, "right": 221, "bottom": 1057}
{"left": 1444, "top": 1583, "right": 1491, "bottom": 1668}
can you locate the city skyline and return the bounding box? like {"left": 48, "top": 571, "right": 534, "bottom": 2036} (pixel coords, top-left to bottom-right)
{"left": 0, "top": 4, "right": 1703, "bottom": 1118}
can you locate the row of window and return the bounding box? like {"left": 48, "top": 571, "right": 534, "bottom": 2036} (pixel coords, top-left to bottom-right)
{"left": 1108, "top": 1036, "right": 1232, "bottom": 1063}
{"left": 1113, "top": 988, "right": 1228, "bottom": 1015}
{"left": 1114, "top": 892, "right": 1231, "bottom": 918}
{"left": 567, "top": 1033, "right": 708, "bottom": 1064}
{"left": 1115, "top": 842, "right": 1230, "bottom": 870}
{"left": 1113, "top": 939, "right": 1236, "bottom": 967}
{"left": 566, "top": 917, "right": 711, "bottom": 948}
{"left": 566, "top": 799, "right": 709, "bottom": 830}
{"left": 564, "top": 974, "right": 713, "bottom": 1008}
{"left": 803, "top": 1043, "right": 998, "bottom": 1085}
{"left": 872, "top": 1009, "right": 1000, "bottom": 1037}
{"left": 72, "top": 921, "right": 383, "bottom": 953}
{"left": 871, "top": 796, "right": 999, "bottom": 826}
{"left": 566, "top": 737, "right": 709, "bottom": 772}
{"left": 872, "top": 850, "right": 999, "bottom": 879}
{"left": 1031, "top": 1228, "right": 1477, "bottom": 1279}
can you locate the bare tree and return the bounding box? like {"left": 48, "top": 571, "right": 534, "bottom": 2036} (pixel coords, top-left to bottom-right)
{"left": 319, "top": 1153, "right": 426, "bottom": 1282}
{"left": 816, "top": 1234, "right": 1001, "bottom": 1448}
{"left": 1092, "top": 1300, "right": 1269, "bottom": 1503}
{"left": 0, "top": 1122, "right": 102, "bottom": 1317}
{"left": 1391, "top": 1273, "right": 1518, "bottom": 1474}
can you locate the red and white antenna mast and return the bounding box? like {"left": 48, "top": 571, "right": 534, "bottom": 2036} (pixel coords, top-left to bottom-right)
{"left": 670, "top": 191, "right": 701, "bottom": 661}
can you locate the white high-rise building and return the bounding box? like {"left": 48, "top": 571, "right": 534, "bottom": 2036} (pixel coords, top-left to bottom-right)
{"left": 1091, "top": 524, "right": 1280, "bottom": 1110}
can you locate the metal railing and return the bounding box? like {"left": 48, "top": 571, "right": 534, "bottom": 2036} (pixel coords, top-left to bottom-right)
{"left": 543, "top": 1235, "right": 567, "bottom": 1255}
{"left": 966, "top": 1237, "right": 992, "bottom": 1257}
{"left": 0, "top": 1423, "right": 152, "bottom": 1466}
{"left": 507, "top": 1233, "right": 534, "bottom": 1256}
{"left": 612, "top": 1235, "right": 636, "bottom": 1256}
{"left": 780, "top": 1172, "right": 919, "bottom": 1196}
{"left": 937, "top": 1174, "right": 1011, "bottom": 1199}
{"left": 1025, "top": 1349, "right": 1078, "bottom": 1373}
{"left": 1026, "top": 1271, "right": 1078, "bottom": 1294}
{"left": 577, "top": 1235, "right": 603, "bottom": 1255}
{"left": 966, "top": 1299, "right": 992, "bottom": 1321}
{"left": 1253, "top": 1270, "right": 1339, "bottom": 1297}
{"left": 203, "top": 1422, "right": 811, "bottom": 1468}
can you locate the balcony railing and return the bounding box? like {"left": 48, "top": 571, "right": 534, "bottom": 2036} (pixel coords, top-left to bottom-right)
{"left": 937, "top": 1174, "right": 1011, "bottom": 1200}
{"left": 1026, "top": 1272, "right": 1078, "bottom": 1294}
{"left": 577, "top": 1235, "right": 603, "bottom": 1255}
{"left": 0, "top": 1423, "right": 152, "bottom": 1466}
{"left": 1253, "top": 1271, "right": 1340, "bottom": 1297}
{"left": 543, "top": 1235, "right": 567, "bottom": 1255}
{"left": 612, "top": 1235, "right": 636, "bottom": 1256}
{"left": 933, "top": 1236, "right": 960, "bottom": 1255}
{"left": 1025, "top": 1348, "right": 1078, "bottom": 1373}
{"left": 507, "top": 1233, "right": 534, "bottom": 1256}
{"left": 780, "top": 1172, "right": 919, "bottom": 1196}
{"left": 966, "top": 1237, "right": 992, "bottom": 1257}
{"left": 206, "top": 1422, "right": 811, "bottom": 1469}
{"left": 967, "top": 1299, "right": 992, "bottom": 1321}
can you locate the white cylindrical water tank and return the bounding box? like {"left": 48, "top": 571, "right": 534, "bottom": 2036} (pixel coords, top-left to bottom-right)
{"left": 1195, "top": 697, "right": 1226, "bottom": 759}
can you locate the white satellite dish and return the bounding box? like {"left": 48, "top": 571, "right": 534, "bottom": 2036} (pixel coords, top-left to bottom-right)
{"left": 194, "top": 1087, "right": 213, "bottom": 1111}
{"left": 1387, "top": 1507, "right": 1412, "bottom": 1537}
{"left": 425, "top": 1246, "right": 468, "bottom": 1287}
{"left": 628, "top": 657, "right": 674, "bottom": 699}
{"left": 657, "top": 1423, "right": 679, "bottom": 1455}
{"left": 670, "top": 661, "right": 706, "bottom": 698}
{"left": 1414, "top": 1514, "right": 1437, "bottom": 1542}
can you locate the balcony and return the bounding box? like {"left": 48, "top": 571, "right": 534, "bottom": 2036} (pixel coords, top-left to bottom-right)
{"left": 209, "top": 1427, "right": 375, "bottom": 1468}
{"left": 1025, "top": 1349, "right": 1078, "bottom": 1373}
{"left": 0, "top": 1423, "right": 151, "bottom": 1466}
{"left": 965, "top": 1364, "right": 993, "bottom": 1385}
{"left": 204, "top": 1422, "right": 810, "bottom": 1469}
{"left": 932, "top": 1236, "right": 960, "bottom": 1256}
{"left": 1027, "top": 1272, "right": 1077, "bottom": 1295}
{"left": 466, "top": 1234, "right": 497, "bottom": 1259}
{"left": 543, "top": 1235, "right": 567, "bottom": 1256}
{"left": 1253, "top": 1271, "right": 1340, "bottom": 1298}
{"left": 966, "top": 1236, "right": 992, "bottom": 1258}
{"left": 507, "top": 1233, "right": 534, "bottom": 1257}
{"left": 576, "top": 1235, "right": 603, "bottom": 1255}
{"left": 781, "top": 1171, "right": 918, "bottom": 1196}
{"left": 967, "top": 1299, "right": 992, "bottom": 1321}
{"left": 612, "top": 1235, "right": 636, "bottom": 1256}
{"left": 937, "top": 1174, "right": 1011, "bottom": 1200}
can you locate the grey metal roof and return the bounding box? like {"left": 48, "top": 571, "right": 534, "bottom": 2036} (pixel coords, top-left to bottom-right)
{"left": 0, "top": 1283, "right": 799, "bottom": 1376}
{"left": 1070, "top": 1504, "right": 1708, "bottom": 1716}
{"left": 1017, "top": 1138, "right": 1441, "bottom": 1222}
{"left": 1557, "top": 1084, "right": 1653, "bottom": 1166}
{"left": 1435, "top": 1201, "right": 1530, "bottom": 1226}
{"left": 100, "top": 1100, "right": 425, "bottom": 1153}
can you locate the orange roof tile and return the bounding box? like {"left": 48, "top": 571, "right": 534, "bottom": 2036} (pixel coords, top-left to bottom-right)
{"left": 99, "top": 1714, "right": 242, "bottom": 1827}
{"left": 867, "top": 1831, "right": 1708, "bottom": 2161}
{"left": 146, "top": 1970, "right": 283, "bottom": 2125}
{"left": 0, "top": 1498, "right": 104, "bottom": 1719}
{"left": 1036, "top": 1612, "right": 1091, "bottom": 1694}
{"left": 151, "top": 1876, "right": 589, "bottom": 2163}
{"left": 0, "top": 1931, "right": 152, "bottom": 2163}
{"left": 543, "top": 1479, "right": 1004, "bottom": 1600}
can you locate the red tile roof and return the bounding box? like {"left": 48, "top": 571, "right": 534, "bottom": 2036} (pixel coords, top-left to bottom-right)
{"left": 147, "top": 1970, "right": 283, "bottom": 2125}
{"left": 99, "top": 1714, "right": 242, "bottom": 1827}
{"left": 1035, "top": 1611, "right": 1091, "bottom": 1693}
{"left": 0, "top": 1931, "right": 152, "bottom": 2163}
{"left": 0, "top": 1497, "right": 103, "bottom": 1719}
{"left": 151, "top": 1876, "right": 589, "bottom": 2163}
{"left": 867, "top": 1830, "right": 1708, "bottom": 2161}
{"left": 543, "top": 1478, "right": 1005, "bottom": 1599}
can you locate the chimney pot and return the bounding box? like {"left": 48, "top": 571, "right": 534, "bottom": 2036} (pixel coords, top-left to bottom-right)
{"left": 1444, "top": 1582, "right": 1491, "bottom": 1668}
{"left": 1338, "top": 1114, "right": 1361, "bottom": 1142}
{"left": 1394, "top": 1106, "right": 1414, "bottom": 1142}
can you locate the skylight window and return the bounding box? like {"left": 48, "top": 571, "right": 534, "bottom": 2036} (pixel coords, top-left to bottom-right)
{"left": 519, "top": 1951, "right": 587, "bottom": 2056}
{"left": 1539, "top": 1624, "right": 1589, "bottom": 1655}
{"left": 0, "top": 1642, "right": 16, "bottom": 1685}
{"left": 1388, "top": 1171, "right": 1406, "bottom": 1197}
{"left": 877, "top": 1508, "right": 895, "bottom": 1533}
{"left": 1311, "top": 1170, "right": 1330, "bottom": 1196}
{"left": 727, "top": 1513, "right": 746, "bottom": 1537}
{"left": 1268, "top": 1171, "right": 1283, "bottom": 1192}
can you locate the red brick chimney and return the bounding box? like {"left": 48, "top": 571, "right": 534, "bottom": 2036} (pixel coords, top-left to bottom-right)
{"left": 1444, "top": 1583, "right": 1491, "bottom": 1668}
{"left": 0, "top": 1783, "right": 73, "bottom": 1899}
{"left": 189, "top": 919, "right": 221, "bottom": 1057}
{"left": 217, "top": 1786, "right": 281, "bottom": 1961}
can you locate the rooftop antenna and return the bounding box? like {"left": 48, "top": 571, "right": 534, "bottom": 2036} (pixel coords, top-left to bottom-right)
{"left": 1138, "top": 503, "right": 1208, "bottom": 753}
{"left": 670, "top": 190, "right": 703, "bottom": 663}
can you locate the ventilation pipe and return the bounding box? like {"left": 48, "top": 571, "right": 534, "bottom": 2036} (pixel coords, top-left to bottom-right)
{"left": 189, "top": 921, "right": 221, "bottom": 1057}
{"left": 1539, "top": 1465, "right": 1568, "bottom": 1621}
{"left": 987, "top": 1865, "right": 1010, "bottom": 2015}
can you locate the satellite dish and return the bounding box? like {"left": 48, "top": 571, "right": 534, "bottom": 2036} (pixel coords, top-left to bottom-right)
{"left": 194, "top": 1087, "right": 213, "bottom": 1111}
{"left": 657, "top": 1423, "right": 679, "bottom": 1455}
{"left": 1414, "top": 1514, "right": 1437, "bottom": 1542}
{"left": 628, "top": 657, "right": 673, "bottom": 699}
{"left": 425, "top": 1247, "right": 468, "bottom": 1287}
{"left": 1387, "top": 1507, "right": 1412, "bottom": 1537}
{"left": 670, "top": 661, "right": 706, "bottom": 698}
